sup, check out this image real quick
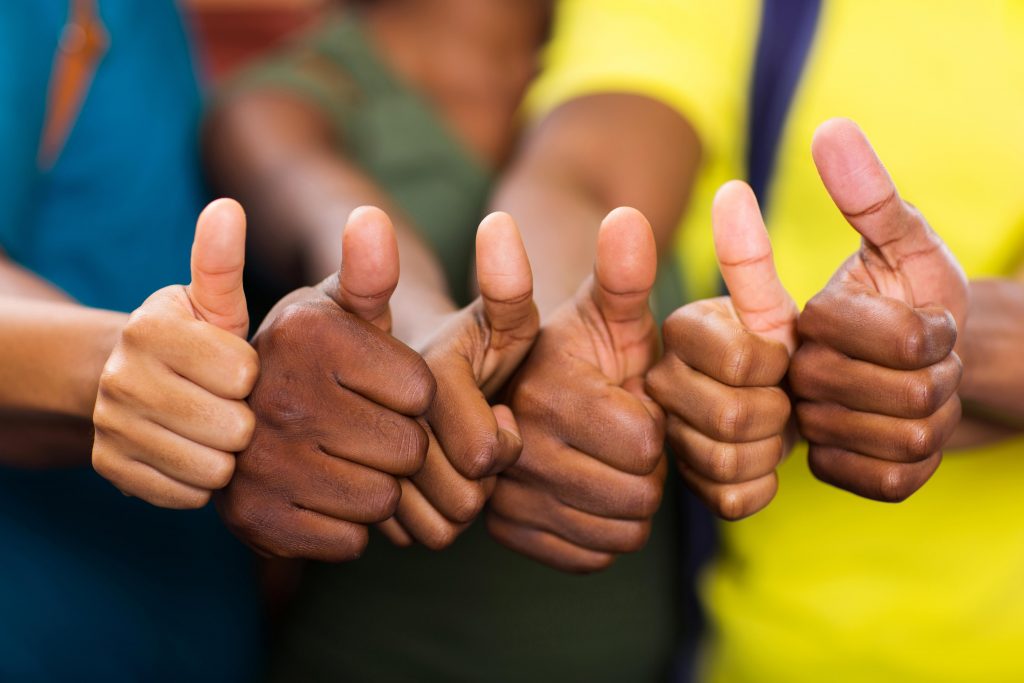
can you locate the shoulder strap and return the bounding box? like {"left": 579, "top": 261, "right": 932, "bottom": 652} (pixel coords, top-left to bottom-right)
{"left": 746, "top": 0, "right": 822, "bottom": 208}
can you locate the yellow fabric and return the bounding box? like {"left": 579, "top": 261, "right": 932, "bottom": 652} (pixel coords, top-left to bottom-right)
{"left": 527, "top": 1, "right": 1024, "bottom": 681}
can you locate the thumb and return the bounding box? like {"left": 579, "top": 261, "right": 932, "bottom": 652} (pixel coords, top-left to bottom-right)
{"left": 187, "top": 198, "right": 249, "bottom": 338}
{"left": 476, "top": 212, "right": 538, "bottom": 342}
{"left": 712, "top": 180, "right": 797, "bottom": 351}
{"left": 328, "top": 205, "right": 399, "bottom": 332}
{"left": 591, "top": 207, "right": 658, "bottom": 325}
{"left": 811, "top": 118, "right": 937, "bottom": 267}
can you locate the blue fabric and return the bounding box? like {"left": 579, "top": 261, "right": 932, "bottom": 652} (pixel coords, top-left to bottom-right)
{"left": 0, "top": 0, "right": 201, "bottom": 311}
{"left": 0, "top": 2, "right": 261, "bottom": 680}
{"left": 746, "top": 0, "right": 822, "bottom": 208}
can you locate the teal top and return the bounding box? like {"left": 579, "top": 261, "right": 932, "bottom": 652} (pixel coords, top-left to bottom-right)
{"left": 0, "top": 2, "right": 261, "bottom": 680}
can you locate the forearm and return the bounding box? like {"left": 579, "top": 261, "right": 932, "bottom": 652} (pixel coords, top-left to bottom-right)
{"left": 0, "top": 411, "right": 93, "bottom": 468}
{"left": 490, "top": 160, "right": 605, "bottom": 317}
{"left": 957, "top": 278, "right": 1024, "bottom": 427}
{"left": 490, "top": 95, "right": 700, "bottom": 318}
{"left": 0, "top": 297, "right": 125, "bottom": 417}
{"left": 204, "top": 91, "right": 455, "bottom": 342}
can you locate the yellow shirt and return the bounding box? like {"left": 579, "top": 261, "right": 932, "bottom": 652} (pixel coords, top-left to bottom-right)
{"left": 527, "top": 1, "right": 1024, "bottom": 681}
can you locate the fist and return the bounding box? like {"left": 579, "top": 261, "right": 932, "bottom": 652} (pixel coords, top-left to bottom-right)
{"left": 487, "top": 208, "right": 667, "bottom": 574}
{"left": 93, "top": 199, "right": 258, "bottom": 509}
{"left": 789, "top": 119, "right": 967, "bottom": 501}
{"left": 647, "top": 181, "right": 798, "bottom": 520}
{"left": 217, "top": 207, "right": 435, "bottom": 561}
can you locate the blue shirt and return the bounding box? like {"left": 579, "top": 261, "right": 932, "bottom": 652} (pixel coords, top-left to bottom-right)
{"left": 0, "top": 2, "right": 261, "bottom": 680}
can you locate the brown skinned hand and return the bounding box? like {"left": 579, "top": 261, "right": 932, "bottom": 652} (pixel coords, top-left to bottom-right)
{"left": 789, "top": 118, "right": 968, "bottom": 502}
{"left": 93, "top": 199, "right": 259, "bottom": 509}
{"left": 217, "top": 207, "right": 435, "bottom": 562}
{"left": 486, "top": 208, "right": 667, "bottom": 574}
{"left": 647, "top": 181, "right": 799, "bottom": 520}
{"left": 374, "top": 212, "right": 540, "bottom": 550}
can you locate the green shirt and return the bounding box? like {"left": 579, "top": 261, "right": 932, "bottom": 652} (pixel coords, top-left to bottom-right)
{"left": 229, "top": 13, "right": 682, "bottom": 681}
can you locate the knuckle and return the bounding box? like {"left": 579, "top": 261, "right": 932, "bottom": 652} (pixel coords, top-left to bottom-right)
{"left": 878, "top": 465, "right": 916, "bottom": 502}
{"left": 903, "top": 421, "right": 940, "bottom": 460}
{"left": 903, "top": 374, "right": 941, "bottom": 418}
{"left": 619, "top": 521, "right": 653, "bottom": 553}
{"left": 707, "top": 441, "right": 740, "bottom": 483}
{"left": 91, "top": 446, "right": 121, "bottom": 480}
{"left": 389, "top": 419, "right": 429, "bottom": 476}
{"left": 204, "top": 453, "right": 237, "bottom": 490}
{"left": 719, "top": 335, "right": 756, "bottom": 386}
{"left": 421, "top": 521, "right": 460, "bottom": 551}
{"left": 366, "top": 475, "right": 402, "bottom": 521}
{"left": 510, "top": 375, "right": 555, "bottom": 417}
{"left": 121, "top": 309, "right": 161, "bottom": 348}
{"left": 629, "top": 477, "right": 664, "bottom": 519}
{"left": 712, "top": 487, "right": 747, "bottom": 521}
{"left": 713, "top": 396, "right": 749, "bottom": 442}
{"left": 448, "top": 482, "right": 486, "bottom": 524}
{"left": 899, "top": 318, "right": 931, "bottom": 367}
{"left": 226, "top": 345, "right": 260, "bottom": 398}
{"left": 223, "top": 405, "right": 257, "bottom": 452}
{"left": 460, "top": 433, "right": 502, "bottom": 479}
{"left": 97, "top": 363, "right": 138, "bottom": 405}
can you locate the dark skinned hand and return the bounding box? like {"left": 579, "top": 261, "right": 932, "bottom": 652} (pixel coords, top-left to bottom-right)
{"left": 647, "top": 181, "right": 799, "bottom": 520}
{"left": 789, "top": 118, "right": 968, "bottom": 502}
{"left": 217, "top": 207, "right": 435, "bottom": 561}
{"left": 376, "top": 211, "right": 540, "bottom": 550}
{"left": 486, "top": 208, "right": 667, "bottom": 574}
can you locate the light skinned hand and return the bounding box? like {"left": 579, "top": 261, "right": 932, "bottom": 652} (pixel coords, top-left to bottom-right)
{"left": 647, "top": 181, "right": 798, "bottom": 519}
{"left": 93, "top": 198, "right": 258, "bottom": 509}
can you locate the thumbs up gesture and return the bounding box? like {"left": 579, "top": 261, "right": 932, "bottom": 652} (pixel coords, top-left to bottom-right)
{"left": 647, "top": 182, "right": 798, "bottom": 520}
{"left": 376, "top": 211, "right": 540, "bottom": 549}
{"left": 217, "top": 207, "right": 435, "bottom": 562}
{"left": 486, "top": 208, "right": 667, "bottom": 573}
{"left": 93, "top": 199, "right": 260, "bottom": 508}
{"left": 788, "top": 119, "right": 967, "bottom": 501}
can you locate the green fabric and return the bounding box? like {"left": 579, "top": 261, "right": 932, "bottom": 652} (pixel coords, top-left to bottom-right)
{"left": 228, "top": 11, "right": 489, "bottom": 304}
{"left": 230, "top": 13, "right": 682, "bottom": 681}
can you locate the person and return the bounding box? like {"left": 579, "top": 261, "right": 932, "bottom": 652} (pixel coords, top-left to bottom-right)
{"left": 203, "top": 1, "right": 684, "bottom": 680}
{"left": 0, "top": 1, "right": 264, "bottom": 679}
{"left": 490, "top": 0, "right": 1024, "bottom": 680}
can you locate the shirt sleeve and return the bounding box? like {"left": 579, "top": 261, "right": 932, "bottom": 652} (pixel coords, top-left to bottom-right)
{"left": 525, "top": 0, "right": 760, "bottom": 166}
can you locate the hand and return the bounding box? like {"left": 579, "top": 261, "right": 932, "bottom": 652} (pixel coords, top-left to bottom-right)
{"left": 376, "top": 212, "right": 539, "bottom": 549}
{"left": 646, "top": 181, "right": 798, "bottom": 519}
{"left": 93, "top": 199, "right": 258, "bottom": 508}
{"left": 217, "top": 207, "right": 435, "bottom": 561}
{"left": 486, "top": 208, "right": 667, "bottom": 574}
{"left": 788, "top": 118, "right": 967, "bottom": 501}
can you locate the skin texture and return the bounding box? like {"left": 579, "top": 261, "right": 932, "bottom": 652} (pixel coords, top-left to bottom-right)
{"left": 217, "top": 207, "right": 436, "bottom": 562}
{"left": 788, "top": 119, "right": 968, "bottom": 502}
{"left": 646, "top": 181, "right": 799, "bottom": 520}
{"left": 484, "top": 94, "right": 699, "bottom": 571}
{"left": 92, "top": 199, "right": 260, "bottom": 509}
{"left": 485, "top": 208, "right": 667, "bottom": 574}
{"left": 377, "top": 211, "right": 540, "bottom": 550}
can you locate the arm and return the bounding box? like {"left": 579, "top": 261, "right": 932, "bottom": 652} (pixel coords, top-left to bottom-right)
{"left": 204, "top": 90, "right": 455, "bottom": 343}
{"left": 0, "top": 255, "right": 124, "bottom": 468}
{"left": 491, "top": 94, "right": 700, "bottom": 314}
{"left": 956, "top": 277, "right": 1024, "bottom": 430}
